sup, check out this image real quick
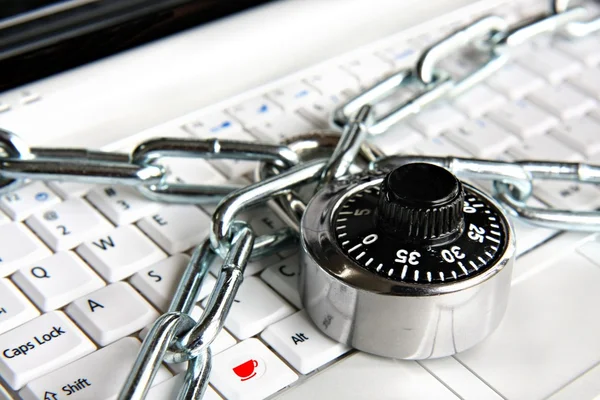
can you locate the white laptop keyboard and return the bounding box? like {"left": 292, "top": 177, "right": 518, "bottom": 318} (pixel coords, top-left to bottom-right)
{"left": 2, "top": 0, "right": 600, "bottom": 399}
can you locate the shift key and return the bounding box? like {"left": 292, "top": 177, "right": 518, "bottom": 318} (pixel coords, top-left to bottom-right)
{"left": 0, "top": 311, "right": 96, "bottom": 389}
{"left": 20, "top": 337, "right": 172, "bottom": 400}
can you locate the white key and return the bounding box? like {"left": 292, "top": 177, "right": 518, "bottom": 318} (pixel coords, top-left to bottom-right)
{"left": 77, "top": 225, "right": 166, "bottom": 282}
{"left": 527, "top": 83, "right": 597, "bottom": 120}
{"left": 568, "top": 67, "right": 600, "bottom": 100}
{"left": 25, "top": 198, "right": 113, "bottom": 251}
{"left": 146, "top": 374, "right": 222, "bottom": 400}
{"left": 509, "top": 134, "right": 582, "bottom": 161}
{"left": 296, "top": 92, "right": 350, "bottom": 125}
{"left": 183, "top": 110, "right": 246, "bottom": 138}
{"left": 511, "top": 198, "right": 558, "bottom": 256}
{"left": 0, "top": 311, "right": 95, "bottom": 389}
{"left": 0, "top": 223, "right": 51, "bottom": 277}
{"left": 303, "top": 68, "right": 360, "bottom": 98}
{"left": 413, "top": 136, "right": 471, "bottom": 157}
{"left": 578, "top": 234, "right": 600, "bottom": 268}
{"left": 452, "top": 85, "right": 507, "bottom": 118}
{"left": 260, "top": 254, "right": 302, "bottom": 308}
{"left": 0, "top": 182, "right": 61, "bottom": 221}
{"left": 408, "top": 102, "right": 466, "bottom": 137}
{"left": 446, "top": 118, "right": 518, "bottom": 158}
{"left": 276, "top": 352, "right": 457, "bottom": 400}
{"left": 376, "top": 43, "right": 420, "bottom": 69}
{"left": 518, "top": 47, "right": 582, "bottom": 84}
{"left": 487, "top": 99, "right": 559, "bottom": 139}
{"left": 226, "top": 96, "right": 283, "bottom": 125}
{"left": 555, "top": 35, "right": 600, "bottom": 67}
{"left": 455, "top": 251, "right": 600, "bottom": 400}
{"left": 551, "top": 117, "right": 600, "bottom": 157}
{"left": 242, "top": 206, "right": 287, "bottom": 237}
{"left": 137, "top": 205, "right": 211, "bottom": 254}
{"left": 46, "top": 181, "right": 94, "bottom": 200}
{"left": 189, "top": 305, "right": 237, "bottom": 354}
{"left": 12, "top": 252, "right": 104, "bottom": 312}
{"left": 66, "top": 281, "right": 158, "bottom": 346}
{"left": 86, "top": 185, "right": 161, "bottom": 225}
{"left": 535, "top": 180, "right": 600, "bottom": 211}
{"left": 486, "top": 63, "right": 546, "bottom": 99}
{"left": 19, "top": 337, "right": 171, "bottom": 400}
{"left": 0, "top": 279, "right": 39, "bottom": 335}
{"left": 206, "top": 276, "right": 294, "bottom": 339}
{"left": 248, "top": 112, "right": 316, "bottom": 143}
{"left": 419, "top": 357, "right": 504, "bottom": 400}
{"left": 210, "top": 338, "right": 297, "bottom": 400}
{"left": 267, "top": 81, "right": 322, "bottom": 110}
{"left": 367, "top": 124, "right": 424, "bottom": 155}
{"left": 262, "top": 310, "right": 350, "bottom": 374}
{"left": 191, "top": 130, "right": 259, "bottom": 178}
{"left": 161, "top": 157, "right": 228, "bottom": 186}
{"left": 340, "top": 54, "right": 393, "bottom": 87}
{"left": 130, "top": 254, "right": 217, "bottom": 312}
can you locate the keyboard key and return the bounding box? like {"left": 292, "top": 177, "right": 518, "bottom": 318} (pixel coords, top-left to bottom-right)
{"left": 210, "top": 251, "right": 280, "bottom": 278}
{"left": 0, "top": 311, "right": 95, "bottom": 389}
{"left": 534, "top": 180, "right": 600, "bottom": 211}
{"left": 511, "top": 198, "right": 558, "bottom": 256}
{"left": 518, "top": 47, "right": 582, "bottom": 84}
{"left": 413, "top": 136, "right": 471, "bottom": 157}
{"left": 86, "top": 185, "right": 161, "bottom": 225}
{"left": 130, "top": 254, "right": 217, "bottom": 312}
{"left": 0, "top": 279, "right": 39, "bottom": 335}
{"left": 527, "top": 83, "right": 597, "bottom": 120}
{"left": 210, "top": 338, "right": 297, "bottom": 400}
{"left": 66, "top": 281, "right": 159, "bottom": 346}
{"left": 408, "top": 102, "right": 466, "bottom": 138}
{"left": 446, "top": 118, "right": 518, "bottom": 158}
{"left": 183, "top": 110, "right": 246, "bottom": 138}
{"left": 161, "top": 157, "right": 229, "bottom": 186}
{"left": 568, "top": 67, "right": 600, "bottom": 100}
{"left": 267, "top": 81, "right": 322, "bottom": 110}
{"left": 547, "top": 362, "right": 600, "bottom": 400}
{"left": 137, "top": 205, "right": 211, "bottom": 254}
{"left": 376, "top": 43, "right": 419, "bottom": 69}
{"left": 452, "top": 85, "right": 507, "bottom": 118}
{"left": 227, "top": 96, "right": 283, "bottom": 126}
{"left": 303, "top": 68, "right": 360, "bottom": 98}
{"left": 0, "top": 182, "right": 61, "bottom": 221}
{"left": 341, "top": 54, "right": 393, "bottom": 87}
{"left": 509, "top": 134, "right": 583, "bottom": 161}
{"left": 296, "top": 93, "right": 350, "bottom": 125}
{"left": 0, "top": 223, "right": 51, "bottom": 278}
{"left": 551, "top": 117, "right": 600, "bottom": 157}
{"left": 46, "top": 181, "right": 94, "bottom": 200}
{"left": 77, "top": 225, "right": 166, "bottom": 282}
{"left": 262, "top": 310, "right": 350, "bottom": 374}
{"left": 555, "top": 35, "right": 600, "bottom": 67}
{"left": 19, "top": 337, "right": 171, "bottom": 400}
{"left": 146, "top": 374, "right": 222, "bottom": 400}
{"left": 455, "top": 251, "right": 600, "bottom": 400}
{"left": 189, "top": 305, "right": 237, "bottom": 354}
{"left": 205, "top": 276, "right": 294, "bottom": 339}
{"left": 488, "top": 99, "right": 559, "bottom": 139}
{"left": 367, "top": 124, "right": 424, "bottom": 155}
{"left": 486, "top": 63, "right": 545, "bottom": 99}
{"left": 260, "top": 254, "right": 302, "bottom": 308}
{"left": 26, "top": 198, "right": 113, "bottom": 251}
{"left": 12, "top": 251, "right": 104, "bottom": 312}
{"left": 0, "top": 209, "right": 10, "bottom": 225}
{"left": 578, "top": 234, "right": 600, "bottom": 268}
{"left": 248, "top": 112, "right": 315, "bottom": 143}
{"left": 276, "top": 352, "right": 456, "bottom": 400}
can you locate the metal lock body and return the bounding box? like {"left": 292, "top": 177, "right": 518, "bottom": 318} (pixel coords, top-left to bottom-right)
{"left": 300, "top": 163, "right": 515, "bottom": 359}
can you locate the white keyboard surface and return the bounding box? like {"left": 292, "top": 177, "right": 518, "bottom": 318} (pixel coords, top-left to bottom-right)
{"left": 2, "top": 0, "right": 600, "bottom": 399}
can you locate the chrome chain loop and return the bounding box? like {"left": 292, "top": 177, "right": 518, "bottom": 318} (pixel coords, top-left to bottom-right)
{"left": 0, "top": 1, "right": 598, "bottom": 399}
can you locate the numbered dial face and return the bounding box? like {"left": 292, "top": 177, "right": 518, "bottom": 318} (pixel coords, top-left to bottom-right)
{"left": 334, "top": 183, "right": 508, "bottom": 284}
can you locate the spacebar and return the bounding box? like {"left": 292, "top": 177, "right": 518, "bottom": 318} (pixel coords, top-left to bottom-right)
{"left": 273, "top": 352, "right": 458, "bottom": 399}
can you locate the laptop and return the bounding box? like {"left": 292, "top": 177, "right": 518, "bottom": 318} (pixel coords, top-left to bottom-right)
{"left": 1, "top": 0, "right": 600, "bottom": 398}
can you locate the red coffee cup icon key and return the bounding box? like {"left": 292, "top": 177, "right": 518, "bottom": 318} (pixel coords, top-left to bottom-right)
{"left": 232, "top": 359, "right": 259, "bottom": 381}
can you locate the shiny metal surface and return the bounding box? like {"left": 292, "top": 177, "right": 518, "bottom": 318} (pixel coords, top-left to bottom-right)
{"left": 300, "top": 174, "right": 515, "bottom": 359}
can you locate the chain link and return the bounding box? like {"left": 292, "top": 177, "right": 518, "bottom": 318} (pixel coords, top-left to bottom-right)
{"left": 0, "top": 0, "right": 598, "bottom": 398}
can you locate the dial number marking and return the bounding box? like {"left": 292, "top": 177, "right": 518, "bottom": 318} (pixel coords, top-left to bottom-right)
{"left": 395, "top": 249, "right": 421, "bottom": 265}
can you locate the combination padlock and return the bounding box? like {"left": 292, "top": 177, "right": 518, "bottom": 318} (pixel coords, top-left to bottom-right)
{"left": 300, "top": 162, "right": 515, "bottom": 359}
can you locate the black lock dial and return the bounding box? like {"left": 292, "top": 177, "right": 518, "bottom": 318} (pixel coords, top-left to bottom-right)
{"left": 334, "top": 164, "right": 508, "bottom": 284}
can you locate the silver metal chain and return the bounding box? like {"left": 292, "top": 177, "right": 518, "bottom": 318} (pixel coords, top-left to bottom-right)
{"left": 0, "top": 0, "right": 599, "bottom": 398}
